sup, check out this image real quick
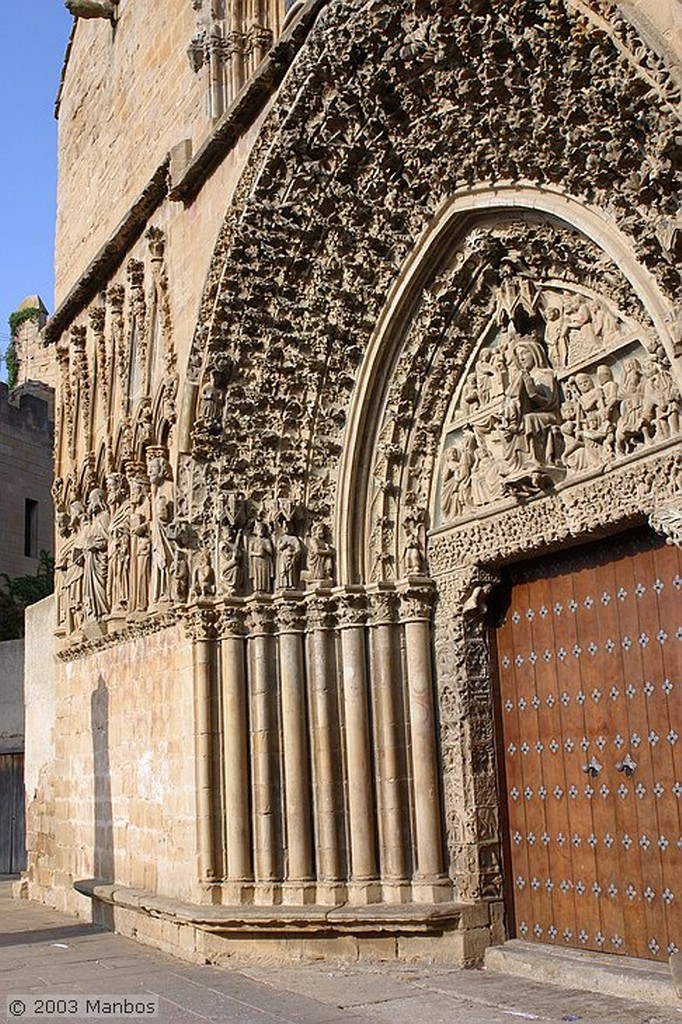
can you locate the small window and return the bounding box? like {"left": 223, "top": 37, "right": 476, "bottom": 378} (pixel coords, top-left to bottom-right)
{"left": 24, "top": 499, "right": 38, "bottom": 558}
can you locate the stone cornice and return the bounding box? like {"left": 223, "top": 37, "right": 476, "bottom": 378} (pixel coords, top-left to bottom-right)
{"left": 44, "top": 159, "right": 170, "bottom": 347}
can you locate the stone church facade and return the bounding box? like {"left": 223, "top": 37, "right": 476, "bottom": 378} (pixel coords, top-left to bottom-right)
{"left": 27, "top": 0, "right": 681, "bottom": 965}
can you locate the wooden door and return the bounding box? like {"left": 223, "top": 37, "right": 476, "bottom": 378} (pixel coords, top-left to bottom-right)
{"left": 0, "top": 753, "right": 26, "bottom": 874}
{"left": 496, "top": 531, "right": 681, "bottom": 962}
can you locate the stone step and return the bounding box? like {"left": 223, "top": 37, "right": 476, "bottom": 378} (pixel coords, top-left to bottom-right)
{"left": 485, "top": 939, "right": 679, "bottom": 1008}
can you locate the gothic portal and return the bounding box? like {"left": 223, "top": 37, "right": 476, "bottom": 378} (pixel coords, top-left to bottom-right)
{"left": 28, "top": 0, "right": 681, "bottom": 964}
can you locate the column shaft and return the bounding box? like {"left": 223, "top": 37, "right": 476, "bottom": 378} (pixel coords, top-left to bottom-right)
{"left": 249, "top": 623, "right": 278, "bottom": 881}
{"left": 192, "top": 633, "right": 217, "bottom": 881}
{"left": 404, "top": 615, "right": 444, "bottom": 878}
{"left": 279, "top": 625, "right": 313, "bottom": 880}
{"left": 340, "top": 622, "right": 377, "bottom": 881}
{"left": 370, "top": 621, "right": 407, "bottom": 880}
{"left": 220, "top": 628, "right": 251, "bottom": 881}
{"left": 306, "top": 599, "right": 340, "bottom": 882}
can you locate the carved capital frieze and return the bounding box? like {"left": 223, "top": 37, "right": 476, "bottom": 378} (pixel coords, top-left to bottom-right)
{"left": 244, "top": 597, "right": 275, "bottom": 637}
{"left": 275, "top": 595, "right": 306, "bottom": 634}
{"left": 217, "top": 601, "right": 247, "bottom": 638}
{"left": 182, "top": 604, "right": 219, "bottom": 642}
{"left": 366, "top": 586, "right": 399, "bottom": 627}
{"left": 334, "top": 589, "right": 368, "bottom": 630}
{"left": 397, "top": 579, "right": 436, "bottom": 623}
{"left": 648, "top": 504, "right": 682, "bottom": 548}
{"left": 304, "top": 593, "right": 336, "bottom": 632}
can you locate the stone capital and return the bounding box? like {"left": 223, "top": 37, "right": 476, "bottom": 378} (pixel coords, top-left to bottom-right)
{"left": 274, "top": 595, "right": 306, "bottom": 634}
{"left": 244, "top": 596, "right": 275, "bottom": 637}
{"left": 333, "top": 587, "right": 368, "bottom": 630}
{"left": 397, "top": 578, "right": 436, "bottom": 623}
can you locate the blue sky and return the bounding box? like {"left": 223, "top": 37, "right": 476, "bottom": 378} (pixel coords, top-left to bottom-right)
{"left": 0, "top": 1, "right": 72, "bottom": 377}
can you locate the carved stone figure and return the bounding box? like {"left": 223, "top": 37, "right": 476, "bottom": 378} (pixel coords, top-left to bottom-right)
{"left": 616, "top": 358, "right": 649, "bottom": 454}
{"left": 199, "top": 370, "right": 224, "bottom": 429}
{"left": 440, "top": 430, "right": 475, "bottom": 521}
{"left": 499, "top": 334, "right": 560, "bottom": 493}
{"left": 64, "top": 500, "right": 86, "bottom": 632}
{"left": 106, "top": 473, "right": 130, "bottom": 614}
{"left": 65, "top": 0, "right": 117, "bottom": 19}
{"left": 276, "top": 531, "right": 302, "bottom": 589}
{"left": 403, "top": 521, "right": 425, "bottom": 575}
{"left": 304, "top": 523, "right": 335, "bottom": 584}
{"left": 171, "top": 548, "right": 190, "bottom": 604}
{"left": 643, "top": 355, "right": 680, "bottom": 441}
{"left": 193, "top": 549, "right": 216, "bottom": 599}
{"left": 55, "top": 510, "right": 73, "bottom": 630}
{"left": 148, "top": 455, "right": 175, "bottom": 605}
{"left": 82, "top": 489, "right": 110, "bottom": 622}
{"left": 219, "top": 528, "right": 244, "bottom": 593}
{"left": 129, "top": 472, "right": 152, "bottom": 613}
{"left": 543, "top": 301, "right": 570, "bottom": 368}
{"left": 248, "top": 521, "right": 274, "bottom": 593}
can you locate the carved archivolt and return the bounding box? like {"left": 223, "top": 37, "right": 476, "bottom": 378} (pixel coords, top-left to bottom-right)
{"left": 181, "top": 0, "right": 680, "bottom": 589}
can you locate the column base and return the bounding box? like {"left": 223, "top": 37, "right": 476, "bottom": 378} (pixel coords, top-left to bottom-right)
{"left": 411, "top": 877, "right": 454, "bottom": 903}
{"left": 380, "top": 880, "right": 413, "bottom": 904}
{"left": 315, "top": 882, "right": 349, "bottom": 906}
{"left": 347, "top": 880, "right": 382, "bottom": 905}
{"left": 281, "top": 881, "right": 317, "bottom": 905}
{"left": 220, "top": 881, "right": 256, "bottom": 905}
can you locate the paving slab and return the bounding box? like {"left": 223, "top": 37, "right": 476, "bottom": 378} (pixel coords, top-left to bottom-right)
{"left": 2, "top": 882, "right": 681, "bottom": 1024}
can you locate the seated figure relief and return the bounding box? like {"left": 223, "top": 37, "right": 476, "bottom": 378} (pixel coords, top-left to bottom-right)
{"left": 438, "top": 285, "right": 680, "bottom": 525}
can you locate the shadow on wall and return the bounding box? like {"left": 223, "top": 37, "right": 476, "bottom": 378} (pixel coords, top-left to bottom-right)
{"left": 91, "top": 673, "right": 114, "bottom": 928}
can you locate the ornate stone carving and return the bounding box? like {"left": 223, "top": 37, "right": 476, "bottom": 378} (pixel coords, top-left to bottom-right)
{"left": 335, "top": 590, "right": 368, "bottom": 629}
{"left": 366, "top": 588, "right": 398, "bottom": 627}
{"left": 193, "top": 549, "right": 216, "bottom": 599}
{"left": 649, "top": 505, "right": 682, "bottom": 548}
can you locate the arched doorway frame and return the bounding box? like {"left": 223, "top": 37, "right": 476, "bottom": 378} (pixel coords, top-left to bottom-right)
{"left": 334, "top": 183, "right": 682, "bottom": 904}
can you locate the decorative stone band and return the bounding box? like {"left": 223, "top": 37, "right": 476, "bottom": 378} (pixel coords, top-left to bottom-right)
{"left": 333, "top": 588, "right": 369, "bottom": 630}
{"left": 430, "top": 448, "right": 681, "bottom": 575}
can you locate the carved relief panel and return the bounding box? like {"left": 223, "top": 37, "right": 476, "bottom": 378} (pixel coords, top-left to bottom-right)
{"left": 436, "top": 282, "right": 678, "bottom": 527}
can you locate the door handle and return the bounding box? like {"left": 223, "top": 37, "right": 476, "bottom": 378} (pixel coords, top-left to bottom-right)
{"left": 582, "top": 756, "right": 603, "bottom": 778}
{"left": 616, "top": 754, "right": 637, "bottom": 778}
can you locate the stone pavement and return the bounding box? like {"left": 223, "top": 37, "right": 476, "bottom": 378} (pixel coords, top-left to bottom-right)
{"left": 1, "top": 880, "right": 679, "bottom": 1024}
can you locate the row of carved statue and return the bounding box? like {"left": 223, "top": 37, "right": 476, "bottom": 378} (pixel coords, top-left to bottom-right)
{"left": 441, "top": 330, "right": 680, "bottom": 520}
{"left": 55, "top": 455, "right": 337, "bottom": 636}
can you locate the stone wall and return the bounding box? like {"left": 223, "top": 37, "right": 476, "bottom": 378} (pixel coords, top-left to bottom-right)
{"left": 0, "top": 383, "right": 54, "bottom": 581}
{"left": 24, "top": 598, "right": 56, "bottom": 799}
{"left": 0, "top": 639, "right": 24, "bottom": 754}
{"left": 25, "top": 621, "right": 198, "bottom": 915}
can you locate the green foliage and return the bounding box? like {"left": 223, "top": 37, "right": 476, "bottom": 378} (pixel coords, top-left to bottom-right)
{"left": 0, "top": 550, "right": 55, "bottom": 641}
{"left": 6, "top": 306, "right": 40, "bottom": 391}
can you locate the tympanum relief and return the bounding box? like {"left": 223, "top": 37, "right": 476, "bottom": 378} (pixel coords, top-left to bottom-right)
{"left": 437, "top": 283, "right": 679, "bottom": 527}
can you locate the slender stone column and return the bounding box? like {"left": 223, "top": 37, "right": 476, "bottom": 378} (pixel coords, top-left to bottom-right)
{"left": 245, "top": 598, "right": 279, "bottom": 887}
{"left": 186, "top": 605, "right": 219, "bottom": 884}
{"left": 367, "top": 587, "right": 409, "bottom": 896}
{"left": 276, "top": 595, "right": 314, "bottom": 895}
{"left": 305, "top": 592, "right": 342, "bottom": 894}
{"left": 398, "top": 580, "right": 448, "bottom": 897}
{"left": 218, "top": 602, "right": 252, "bottom": 887}
{"left": 336, "top": 588, "right": 378, "bottom": 896}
